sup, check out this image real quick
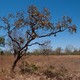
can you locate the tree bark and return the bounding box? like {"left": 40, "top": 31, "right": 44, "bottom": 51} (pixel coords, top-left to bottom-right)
{"left": 11, "top": 55, "right": 21, "bottom": 72}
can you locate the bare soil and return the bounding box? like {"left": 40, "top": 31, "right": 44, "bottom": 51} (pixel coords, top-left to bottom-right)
{"left": 0, "top": 55, "right": 80, "bottom": 80}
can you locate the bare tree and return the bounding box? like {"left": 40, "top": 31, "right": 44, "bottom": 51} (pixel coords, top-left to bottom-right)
{"left": 0, "top": 5, "right": 76, "bottom": 71}
{"left": 39, "top": 41, "right": 52, "bottom": 55}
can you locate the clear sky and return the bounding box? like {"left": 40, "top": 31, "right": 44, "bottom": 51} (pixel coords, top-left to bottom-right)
{"left": 0, "top": 0, "right": 80, "bottom": 51}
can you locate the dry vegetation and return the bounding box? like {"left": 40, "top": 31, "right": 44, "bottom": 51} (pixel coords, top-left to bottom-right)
{"left": 0, "top": 55, "right": 80, "bottom": 80}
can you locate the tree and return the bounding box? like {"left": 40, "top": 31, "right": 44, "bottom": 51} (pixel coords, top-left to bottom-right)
{"left": 73, "top": 49, "right": 78, "bottom": 55}
{"left": 55, "top": 47, "right": 62, "bottom": 55}
{"left": 39, "top": 41, "right": 52, "bottom": 55}
{"left": 0, "top": 36, "right": 5, "bottom": 47}
{"left": 0, "top": 5, "right": 76, "bottom": 71}
{"left": 65, "top": 45, "right": 75, "bottom": 54}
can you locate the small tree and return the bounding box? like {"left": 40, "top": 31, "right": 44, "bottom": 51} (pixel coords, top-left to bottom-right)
{"left": 0, "top": 5, "right": 76, "bottom": 71}
{"left": 0, "top": 36, "right": 5, "bottom": 47}
{"left": 65, "top": 45, "right": 74, "bottom": 54}
{"left": 39, "top": 41, "right": 52, "bottom": 55}
{"left": 73, "top": 49, "right": 78, "bottom": 55}
{"left": 55, "top": 47, "right": 62, "bottom": 55}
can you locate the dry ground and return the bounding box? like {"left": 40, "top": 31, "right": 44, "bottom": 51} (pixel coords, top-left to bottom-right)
{"left": 0, "top": 55, "right": 80, "bottom": 80}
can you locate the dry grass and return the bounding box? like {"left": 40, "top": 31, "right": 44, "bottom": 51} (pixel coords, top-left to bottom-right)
{"left": 0, "top": 55, "right": 80, "bottom": 80}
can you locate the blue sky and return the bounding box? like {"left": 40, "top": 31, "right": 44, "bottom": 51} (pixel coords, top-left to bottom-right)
{"left": 0, "top": 0, "right": 80, "bottom": 51}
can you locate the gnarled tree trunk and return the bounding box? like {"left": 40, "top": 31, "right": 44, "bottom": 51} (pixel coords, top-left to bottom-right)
{"left": 11, "top": 57, "right": 19, "bottom": 72}
{"left": 11, "top": 54, "right": 21, "bottom": 72}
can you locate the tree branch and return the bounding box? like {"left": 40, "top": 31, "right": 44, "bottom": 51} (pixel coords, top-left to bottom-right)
{"left": 38, "top": 28, "right": 67, "bottom": 38}
{"left": 8, "top": 32, "right": 21, "bottom": 49}
{"left": 28, "top": 42, "right": 46, "bottom": 46}
{"left": 19, "top": 38, "right": 34, "bottom": 52}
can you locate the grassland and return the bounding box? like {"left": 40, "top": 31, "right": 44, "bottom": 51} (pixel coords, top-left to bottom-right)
{"left": 0, "top": 55, "right": 80, "bottom": 80}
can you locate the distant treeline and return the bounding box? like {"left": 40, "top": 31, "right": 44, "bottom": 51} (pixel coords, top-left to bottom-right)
{"left": 29, "top": 48, "right": 80, "bottom": 55}
{"left": 0, "top": 47, "right": 80, "bottom": 55}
